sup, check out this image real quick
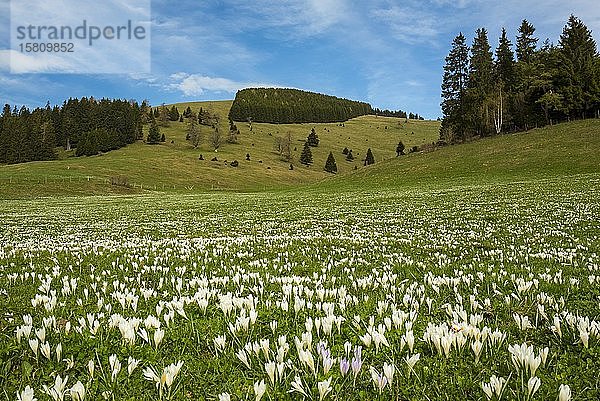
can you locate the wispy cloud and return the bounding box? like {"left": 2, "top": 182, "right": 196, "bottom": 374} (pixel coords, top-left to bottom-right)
{"left": 205, "top": 0, "right": 351, "bottom": 39}
{"left": 371, "top": 6, "right": 441, "bottom": 44}
{"left": 5, "top": 0, "right": 150, "bottom": 74}
{"left": 0, "top": 50, "right": 75, "bottom": 73}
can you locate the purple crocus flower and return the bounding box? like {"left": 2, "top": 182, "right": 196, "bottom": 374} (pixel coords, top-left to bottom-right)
{"left": 340, "top": 357, "right": 350, "bottom": 376}
{"left": 351, "top": 356, "right": 362, "bottom": 377}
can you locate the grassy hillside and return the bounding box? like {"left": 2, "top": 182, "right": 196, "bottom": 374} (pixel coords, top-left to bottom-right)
{"left": 1, "top": 97, "right": 597, "bottom": 199}
{"left": 317, "top": 119, "right": 600, "bottom": 191}
{"left": 0, "top": 100, "right": 439, "bottom": 198}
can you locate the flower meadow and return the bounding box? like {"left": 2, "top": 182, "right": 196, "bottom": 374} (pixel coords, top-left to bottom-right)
{"left": 1, "top": 177, "right": 599, "bottom": 400}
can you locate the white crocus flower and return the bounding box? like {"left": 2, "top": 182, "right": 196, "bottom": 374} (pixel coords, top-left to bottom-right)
{"left": 70, "top": 381, "right": 86, "bottom": 401}
{"left": 128, "top": 357, "right": 140, "bottom": 376}
{"left": 17, "top": 386, "right": 37, "bottom": 401}
{"left": 163, "top": 361, "right": 183, "bottom": 388}
{"left": 154, "top": 329, "right": 165, "bottom": 348}
{"left": 87, "top": 360, "right": 95, "bottom": 379}
{"left": 289, "top": 375, "right": 309, "bottom": 398}
{"left": 29, "top": 338, "right": 39, "bottom": 358}
{"left": 471, "top": 340, "right": 483, "bottom": 363}
{"left": 528, "top": 376, "right": 541, "bottom": 398}
{"left": 40, "top": 342, "right": 51, "bottom": 359}
{"left": 55, "top": 343, "right": 62, "bottom": 362}
{"left": 265, "top": 361, "right": 277, "bottom": 385}
{"left": 317, "top": 377, "right": 333, "bottom": 401}
{"left": 143, "top": 366, "right": 161, "bottom": 388}
{"left": 236, "top": 349, "right": 251, "bottom": 369}
{"left": 254, "top": 379, "right": 266, "bottom": 401}
{"left": 43, "top": 375, "right": 68, "bottom": 401}
{"left": 558, "top": 384, "right": 571, "bottom": 401}
{"left": 405, "top": 353, "right": 420, "bottom": 375}
{"left": 383, "top": 362, "right": 395, "bottom": 385}
{"left": 109, "top": 354, "right": 121, "bottom": 382}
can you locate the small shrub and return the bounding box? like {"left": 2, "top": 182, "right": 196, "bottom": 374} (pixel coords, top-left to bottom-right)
{"left": 110, "top": 175, "right": 130, "bottom": 188}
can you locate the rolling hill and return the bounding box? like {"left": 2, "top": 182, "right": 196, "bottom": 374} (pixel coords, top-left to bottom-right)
{"left": 1, "top": 98, "right": 598, "bottom": 199}
{"left": 0, "top": 100, "right": 439, "bottom": 198}
{"left": 320, "top": 119, "right": 600, "bottom": 191}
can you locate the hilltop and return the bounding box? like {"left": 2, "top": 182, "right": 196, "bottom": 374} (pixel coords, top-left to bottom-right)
{"left": 228, "top": 88, "right": 373, "bottom": 123}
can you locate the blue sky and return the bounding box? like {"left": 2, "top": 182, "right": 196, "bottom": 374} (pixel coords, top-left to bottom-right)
{"left": 1, "top": 0, "right": 599, "bottom": 119}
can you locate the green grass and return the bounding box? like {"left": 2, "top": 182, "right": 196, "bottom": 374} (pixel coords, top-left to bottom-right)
{"left": 317, "top": 119, "right": 600, "bottom": 191}
{"left": 0, "top": 100, "right": 439, "bottom": 198}
{"left": 1, "top": 100, "right": 599, "bottom": 199}
{"left": 1, "top": 174, "right": 599, "bottom": 400}
{"left": 1, "top": 105, "right": 600, "bottom": 400}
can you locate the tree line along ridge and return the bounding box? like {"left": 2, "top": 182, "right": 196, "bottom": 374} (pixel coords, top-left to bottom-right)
{"left": 228, "top": 88, "right": 374, "bottom": 124}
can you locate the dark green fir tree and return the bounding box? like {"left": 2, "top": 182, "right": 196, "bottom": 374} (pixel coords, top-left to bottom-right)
{"left": 364, "top": 148, "right": 375, "bottom": 165}
{"left": 299, "top": 141, "right": 313, "bottom": 165}
{"left": 345, "top": 149, "right": 354, "bottom": 161}
{"left": 307, "top": 127, "right": 319, "bottom": 147}
{"left": 324, "top": 151, "right": 337, "bottom": 173}
{"left": 147, "top": 118, "right": 161, "bottom": 144}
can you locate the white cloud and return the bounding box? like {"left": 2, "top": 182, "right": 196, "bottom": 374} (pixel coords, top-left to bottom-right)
{"left": 167, "top": 73, "right": 278, "bottom": 96}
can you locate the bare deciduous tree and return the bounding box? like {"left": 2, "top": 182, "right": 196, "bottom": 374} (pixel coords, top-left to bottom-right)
{"left": 211, "top": 124, "right": 222, "bottom": 150}
{"left": 186, "top": 118, "right": 202, "bottom": 148}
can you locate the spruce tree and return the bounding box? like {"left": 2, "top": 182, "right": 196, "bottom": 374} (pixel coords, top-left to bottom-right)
{"left": 470, "top": 28, "right": 494, "bottom": 92}
{"left": 299, "top": 141, "right": 313, "bottom": 165}
{"left": 39, "top": 120, "right": 57, "bottom": 160}
{"left": 440, "top": 32, "right": 470, "bottom": 143}
{"left": 324, "top": 151, "right": 337, "bottom": 173}
{"left": 468, "top": 28, "right": 495, "bottom": 136}
{"left": 307, "top": 127, "right": 319, "bottom": 146}
{"left": 147, "top": 118, "right": 161, "bottom": 144}
{"left": 169, "top": 105, "right": 180, "bottom": 121}
{"left": 558, "top": 15, "right": 599, "bottom": 118}
{"left": 364, "top": 148, "right": 375, "bottom": 166}
{"left": 496, "top": 28, "right": 516, "bottom": 89}
{"left": 345, "top": 149, "right": 354, "bottom": 161}
{"left": 0, "top": 104, "right": 12, "bottom": 163}
{"left": 516, "top": 19, "right": 538, "bottom": 63}
{"left": 514, "top": 20, "right": 540, "bottom": 130}
{"left": 158, "top": 106, "right": 170, "bottom": 127}
{"left": 492, "top": 28, "right": 516, "bottom": 133}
